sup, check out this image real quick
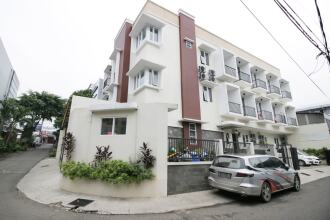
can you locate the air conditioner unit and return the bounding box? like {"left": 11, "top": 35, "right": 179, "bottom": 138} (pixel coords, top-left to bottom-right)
{"left": 198, "top": 65, "right": 206, "bottom": 73}
{"left": 208, "top": 69, "right": 215, "bottom": 82}
{"left": 199, "top": 72, "right": 206, "bottom": 80}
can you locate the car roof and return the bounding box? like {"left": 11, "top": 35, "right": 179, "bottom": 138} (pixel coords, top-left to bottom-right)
{"left": 216, "top": 154, "right": 276, "bottom": 159}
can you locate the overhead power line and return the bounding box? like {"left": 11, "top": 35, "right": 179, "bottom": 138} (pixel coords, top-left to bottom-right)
{"left": 238, "top": 0, "right": 329, "bottom": 99}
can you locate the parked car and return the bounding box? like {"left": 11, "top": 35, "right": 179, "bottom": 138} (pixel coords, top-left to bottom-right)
{"left": 208, "top": 155, "right": 300, "bottom": 202}
{"left": 297, "top": 150, "right": 320, "bottom": 166}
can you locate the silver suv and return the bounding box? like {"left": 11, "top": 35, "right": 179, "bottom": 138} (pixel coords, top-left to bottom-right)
{"left": 208, "top": 155, "right": 300, "bottom": 202}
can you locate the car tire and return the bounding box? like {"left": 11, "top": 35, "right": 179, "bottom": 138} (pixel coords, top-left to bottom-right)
{"left": 298, "top": 160, "right": 306, "bottom": 167}
{"left": 260, "top": 181, "right": 272, "bottom": 203}
{"left": 292, "top": 175, "right": 301, "bottom": 192}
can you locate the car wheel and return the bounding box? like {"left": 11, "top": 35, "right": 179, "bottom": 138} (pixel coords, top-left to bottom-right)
{"left": 292, "top": 175, "right": 301, "bottom": 192}
{"left": 260, "top": 181, "right": 272, "bottom": 202}
{"left": 298, "top": 160, "right": 306, "bottom": 167}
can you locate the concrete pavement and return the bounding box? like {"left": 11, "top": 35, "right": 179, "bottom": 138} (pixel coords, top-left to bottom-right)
{"left": 17, "top": 156, "right": 330, "bottom": 214}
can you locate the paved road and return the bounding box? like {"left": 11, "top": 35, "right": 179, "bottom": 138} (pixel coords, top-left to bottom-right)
{"left": 1, "top": 148, "right": 330, "bottom": 220}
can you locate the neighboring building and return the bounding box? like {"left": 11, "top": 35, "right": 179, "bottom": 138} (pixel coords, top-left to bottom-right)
{"left": 61, "top": 1, "right": 299, "bottom": 197}
{"left": 288, "top": 103, "right": 330, "bottom": 150}
{"left": 0, "top": 37, "right": 19, "bottom": 102}
{"left": 88, "top": 78, "right": 103, "bottom": 99}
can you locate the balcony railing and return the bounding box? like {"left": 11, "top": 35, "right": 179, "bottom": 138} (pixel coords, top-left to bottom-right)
{"left": 281, "top": 90, "right": 292, "bottom": 99}
{"left": 254, "top": 144, "right": 273, "bottom": 155}
{"left": 243, "top": 105, "right": 256, "bottom": 117}
{"left": 229, "top": 101, "right": 242, "bottom": 114}
{"left": 224, "top": 141, "right": 249, "bottom": 154}
{"left": 103, "top": 77, "right": 110, "bottom": 89}
{"left": 287, "top": 117, "right": 297, "bottom": 126}
{"left": 225, "top": 65, "right": 237, "bottom": 77}
{"left": 238, "top": 70, "right": 251, "bottom": 83}
{"left": 168, "top": 138, "right": 220, "bottom": 162}
{"left": 257, "top": 110, "right": 273, "bottom": 121}
{"left": 275, "top": 114, "right": 287, "bottom": 124}
{"left": 252, "top": 79, "right": 267, "bottom": 90}
{"left": 268, "top": 85, "right": 281, "bottom": 95}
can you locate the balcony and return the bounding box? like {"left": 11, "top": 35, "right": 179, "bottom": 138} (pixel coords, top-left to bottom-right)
{"left": 243, "top": 105, "right": 256, "bottom": 117}
{"left": 225, "top": 65, "right": 237, "bottom": 77}
{"left": 257, "top": 110, "right": 273, "bottom": 121}
{"left": 287, "top": 117, "right": 297, "bottom": 126}
{"left": 238, "top": 70, "right": 251, "bottom": 83}
{"left": 229, "top": 101, "right": 242, "bottom": 114}
{"left": 274, "top": 114, "right": 287, "bottom": 124}
{"left": 267, "top": 84, "right": 281, "bottom": 99}
{"left": 103, "top": 77, "right": 110, "bottom": 89}
{"left": 281, "top": 90, "right": 292, "bottom": 100}
{"left": 252, "top": 79, "right": 267, "bottom": 91}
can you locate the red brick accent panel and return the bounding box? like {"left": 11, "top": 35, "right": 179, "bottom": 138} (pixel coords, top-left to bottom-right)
{"left": 179, "top": 12, "right": 201, "bottom": 139}
{"left": 115, "top": 22, "right": 132, "bottom": 103}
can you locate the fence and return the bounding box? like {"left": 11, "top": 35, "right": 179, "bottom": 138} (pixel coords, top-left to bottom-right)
{"left": 168, "top": 138, "right": 220, "bottom": 162}
{"left": 223, "top": 141, "right": 249, "bottom": 154}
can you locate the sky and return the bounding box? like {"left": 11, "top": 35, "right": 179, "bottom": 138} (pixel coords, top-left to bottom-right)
{"left": 0, "top": 0, "right": 329, "bottom": 108}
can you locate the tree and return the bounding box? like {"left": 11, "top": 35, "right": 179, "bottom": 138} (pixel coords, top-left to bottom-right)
{"left": 0, "top": 98, "right": 27, "bottom": 145}
{"left": 19, "top": 91, "right": 64, "bottom": 141}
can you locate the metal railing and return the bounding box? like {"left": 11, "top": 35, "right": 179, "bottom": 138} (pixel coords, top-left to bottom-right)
{"left": 229, "top": 101, "right": 242, "bottom": 114}
{"left": 268, "top": 85, "right": 281, "bottom": 95}
{"left": 252, "top": 79, "right": 267, "bottom": 90}
{"left": 243, "top": 105, "right": 256, "bottom": 117}
{"left": 281, "top": 90, "right": 292, "bottom": 99}
{"left": 238, "top": 70, "right": 251, "bottom": 83}
{"left": 224, "top": 142, "right": 249, "bottom": 154}
{"left": 275, "top": 114, "right": 287, "bottom": 124}
{"left": 168, "top": 138, "right": 220, "bottom": 162}
{"left": 254, "top": 144, "right": 273, "bottom": 155}
{"left": 257, "top": 110, "right": 273, "bottom": 121}
{"left": 287, "top": 117, "right": 297, "bottom": 126}
{"left": 225, "top": 65, "right": 237, "bottom": 77}
{"left": 103, "top": 78, "right": 109, "bottom": 88}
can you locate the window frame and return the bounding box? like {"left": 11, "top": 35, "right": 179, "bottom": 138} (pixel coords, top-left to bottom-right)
{"left": 101, "top": 117, "right": 127, "bottom": 136}
{"left": 133, "top": 69, "right": 161, "bottom": 91}
{"left": 200, "top": 50, "right": 209, "bottom": 66}
{"left": 189, "top": 123, "right": 197, "bottom": 145}
{"left": 202, "top": 86, "right": 212, "bottom": 102}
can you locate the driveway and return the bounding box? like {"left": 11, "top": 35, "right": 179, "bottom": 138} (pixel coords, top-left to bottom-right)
{"left": 1, "top": 148, "right": 330, "bottom": 220}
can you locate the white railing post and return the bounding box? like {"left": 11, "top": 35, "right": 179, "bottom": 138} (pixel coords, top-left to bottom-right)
{"left": 269, "top": 144, "right": 280, "bottom": 157}
{"left": 217, "top": 139, "right": 224, "bottom": 155}
{"left": 247, "top": 142, "right": 255, "bottom": 155}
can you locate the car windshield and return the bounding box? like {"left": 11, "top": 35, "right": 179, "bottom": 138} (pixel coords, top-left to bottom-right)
{"left": 298, "top": 151, "right": 308, "bottom": 156}
{"left": 213, "top": 156, "right": 245, "bottom": 169}
{"left": 248, "top": 156, "right": 284, "bottom": 169}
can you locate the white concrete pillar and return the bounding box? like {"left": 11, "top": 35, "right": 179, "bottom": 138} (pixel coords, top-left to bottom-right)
{"left": 269, "top": 144, "right": 280, "bottom": 157}
{"left": 217, "top": 139, "right": 224, "bottom": 155}
{"left": 56, "top": 129, "right": 65, "bottom": 161}
{"left": 247, "top": 142, "right": 255, "bottom": 155}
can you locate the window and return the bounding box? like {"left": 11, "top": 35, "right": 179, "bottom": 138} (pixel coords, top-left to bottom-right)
{"left": 185, "top": 40, "right": 193, "bottom": 48}
{"left": 134, "top": 71, "right": 145, "bottom": 90}
{"left": 149, "top": 69, "right": 159, "bottom": 86}
{"left": 149, "top": 26, "right": 159, "bottom": 42}
{"left": 200, "top": 50, "right": 209, "bottom": 66}
{"left": 135, "top": 28, "right": 146, "bottom": 48}
{"left": 189, "top": 123, "right": 197, "bottom": 144}
{"left": 133, "top": 69, "right": 160, "bottom": 91}
{"left": 249, "top": 156, "right": 284, "bottom": 169}
{"left": 202, "top": 86, "right": 212, "bottom": 102}
{"left": 213, "top": 156, "right": 245, "bottom": 169}
{"left": 101, "top": 118, "right": 127, "bottom": 135}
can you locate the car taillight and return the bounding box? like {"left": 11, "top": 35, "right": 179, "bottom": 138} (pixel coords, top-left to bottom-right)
{"left": 236, "top": 172, "right": 254, "bottom": 177}
{"left": 209, "top": 168, "right": 216, "bottom": 173}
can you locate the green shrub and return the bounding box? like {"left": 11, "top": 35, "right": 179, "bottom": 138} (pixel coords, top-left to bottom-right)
{"left": 0, "top": 138, "right": 26, "bottom": 153}
{"left": 303, "top": 148, "right": 328, "bottom": 160}
{"left": 60, "top": 160, "right": 154, "bottom": 184}
{"left": 49, "top": 147, "right": 57, "bottom": 157}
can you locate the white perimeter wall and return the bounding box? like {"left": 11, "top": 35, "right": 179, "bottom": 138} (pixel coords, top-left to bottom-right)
{"left": 288, "top": 123, "right": 330, "bottom": 150}
{"left": 63, "top": 96, "right": 170, "bottom": 197}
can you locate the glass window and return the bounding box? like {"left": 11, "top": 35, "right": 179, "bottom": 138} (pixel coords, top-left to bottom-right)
{"left": 200, "top": 50, "right": 209, "bottom": 66}
{"left": 114, "top": 118, "right": 127, "bottom": 135}
{"left": 101, "top": 118, "right": 113, "bottom": 135}
{"left": 189, "top": 123, "right": 197, "bottom": 144}
{"left": 149, "top": 69, "right": 159, "bottom": 87}
{"left": 149, "top": 26, "right": 159, "bottom": 43}
{"left": 213, "top": 156, "right": 245, "bottom": 169}
{"left": 202, "top": 86, "right": 212, "bottom": 102}
{"left": 249, "top": 156, "right": 283, "bottom": 169}
{"left": 185, "top": 40, "right": 192, "bottom": 48}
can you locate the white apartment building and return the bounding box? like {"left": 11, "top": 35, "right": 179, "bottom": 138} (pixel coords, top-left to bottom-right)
{"left": 62, "top": 1, "right": 299, "bottom": 197}
{"left": 99, "top": 1, "right": 298, "bottom": 153}
{"left": 0, "top": 37, "right": 19, "bottom": 102}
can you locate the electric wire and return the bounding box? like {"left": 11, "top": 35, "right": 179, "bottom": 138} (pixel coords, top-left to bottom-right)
{"left": 238, "top": 0, "right": 329, "bottom": 99}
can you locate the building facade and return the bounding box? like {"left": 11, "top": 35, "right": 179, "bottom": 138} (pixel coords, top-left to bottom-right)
{"left": 100, "top": 1, "right": 298, "bottom": 153}
{"left": 0, "top": 37, "right": 20, "bottom": 102}
{"left": 288, "top": 103, "right": 330, "bottom": 150}
{"left": 62, "top": 1, "right": 299, "bottom": 197}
